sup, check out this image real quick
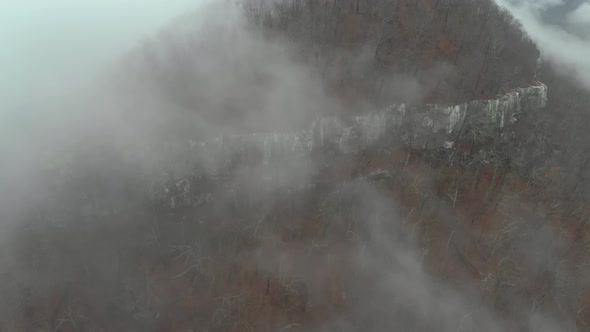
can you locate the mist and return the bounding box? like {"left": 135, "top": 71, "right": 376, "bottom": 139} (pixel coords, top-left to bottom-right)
{"left": 0, "top": 0, "right": 584, "bottom": 331}
{"left": 0, "top": 0, "right": 205, "bottom": 114}
{"left": 494, "top": 0, "right": 590, "bottom": 89}
{"left": 0, "top": 0, "right": 207, "bottom": 236}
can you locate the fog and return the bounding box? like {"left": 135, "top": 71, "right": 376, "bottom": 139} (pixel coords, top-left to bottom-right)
{"left": 494, "top": 0, "right": 590, "bottom": 89}
{"left": 0, "top": 0, "right": 206, "bottom": 236}
{"left": 0, "top": 1, "right": 579, "bottom": 331}
{"left": 0, "top": 0, "right": 205, "bottom": 114}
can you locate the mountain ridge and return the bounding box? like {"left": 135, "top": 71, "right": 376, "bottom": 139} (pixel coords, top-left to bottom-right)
{"left": 5, "top": 1, "right": 590, "bottom": 331}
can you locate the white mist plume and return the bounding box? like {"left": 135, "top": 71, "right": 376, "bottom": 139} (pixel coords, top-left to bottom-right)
{"left": 0, "top": 0, "right": 207, "bottom": 234}
{"left": 0, "top": 1, "right": 577, "bottom": 331}
{"left": 494, "top": 0, "right": 590, "bottom": 89}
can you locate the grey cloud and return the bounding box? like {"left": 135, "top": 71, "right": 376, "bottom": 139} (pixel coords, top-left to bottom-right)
{"left": 0, "top": 1, "right": 579, "bottom": 330}
{"left": 567, "top": 2, "right": 590, "bottom": 26}
{"left": 494, "top": 0, "right": 590, "bottom": 89}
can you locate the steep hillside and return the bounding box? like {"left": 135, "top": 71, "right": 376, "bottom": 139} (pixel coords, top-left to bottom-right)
{"left": 3, "top": 1, "right": 590, "bottom": 332}
{"left": 244, "top": 0, "right": 540, "bottom": 105}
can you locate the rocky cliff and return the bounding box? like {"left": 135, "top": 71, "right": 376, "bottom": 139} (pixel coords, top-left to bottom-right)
{"left": 151, "top": 84, "right": 548, "bottom": 209}
{"left": 192, "top": 83, "right": 547, "bottom": 157}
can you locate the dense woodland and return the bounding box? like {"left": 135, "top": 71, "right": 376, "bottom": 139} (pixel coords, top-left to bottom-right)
{"left": 243, "top": 0, "right": 540, "bottom": 105}
{"left": 4, "top": 0, "right": 590, "bottom": 331}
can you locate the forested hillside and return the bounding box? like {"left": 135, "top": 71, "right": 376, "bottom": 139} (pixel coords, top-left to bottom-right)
{"left": 3, "top": 1, "right": 590, "bottom": 331}
{"left": 244, "top": 0, "right": 540, "bottom": 105}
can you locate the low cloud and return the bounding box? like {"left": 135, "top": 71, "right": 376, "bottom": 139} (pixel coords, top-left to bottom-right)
{"left": 494, "top": 0, "right": 590, "bottom": 89}
{"left": 0, "top": 1, "right": 578, "bottom": 330}
{"left": 567, "top": 2, "right": 590, "bottom": 27}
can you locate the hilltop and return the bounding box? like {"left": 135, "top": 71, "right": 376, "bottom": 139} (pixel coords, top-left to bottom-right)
{"left": 4, "top": 1, "right": 590, "bottom": 331}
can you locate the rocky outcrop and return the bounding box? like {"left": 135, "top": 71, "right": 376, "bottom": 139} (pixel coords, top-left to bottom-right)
{"left": 150, "top": 84, "right": 548, "bottom": 209}
{"left": 193, "top": 84, "right": 548, "bottom": 157}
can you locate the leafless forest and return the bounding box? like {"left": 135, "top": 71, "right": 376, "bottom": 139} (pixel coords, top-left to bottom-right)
{"left": 2, "top": 0, "right": 590, "bottom": 331}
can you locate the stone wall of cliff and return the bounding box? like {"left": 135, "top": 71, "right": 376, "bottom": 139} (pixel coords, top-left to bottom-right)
{"left": 192, "top": 83, "right": 547, "bottom": 156}
{"left": 150, "top": 84, "right": 548, "bottom": 209}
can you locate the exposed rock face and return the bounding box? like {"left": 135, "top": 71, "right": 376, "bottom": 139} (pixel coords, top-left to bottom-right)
{"left": 150, "top": 84, "right": 548, "bottom": 209}
{"left": 194, "top": 84, "right": 548, "bottom": 156}
{"left": 405, "top": 83, "right": 548, "bottom": 149}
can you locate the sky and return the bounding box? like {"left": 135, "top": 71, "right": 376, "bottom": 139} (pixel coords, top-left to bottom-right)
{"left": 494, "top": 0, "right": 590, "bottom": 90}
{"left": 567, "top": 1, "right": 590, "bottom": 27}
{"left": 2, "top": 0, "right": 587, "bottom": 120}
{"left": 0, "top": 0, "right": 204, "bottom": 116}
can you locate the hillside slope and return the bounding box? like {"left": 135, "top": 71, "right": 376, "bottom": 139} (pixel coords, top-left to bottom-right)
{"left": 244, "top": 0, "right": 540, "bottom": 105}
{"left": 3, "top": 1, "right": 590, "bottom": 332}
